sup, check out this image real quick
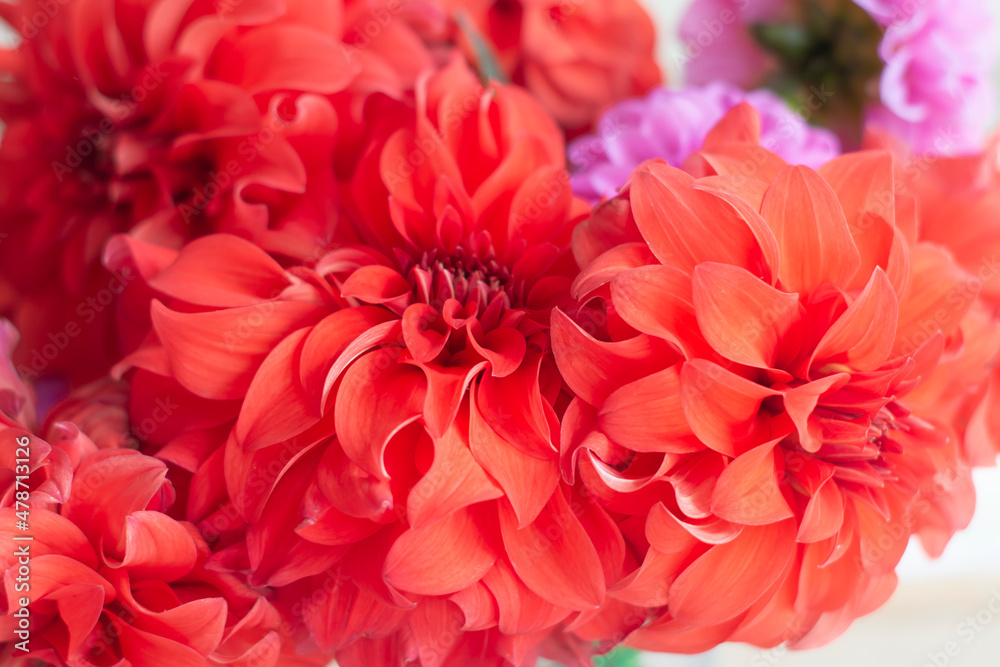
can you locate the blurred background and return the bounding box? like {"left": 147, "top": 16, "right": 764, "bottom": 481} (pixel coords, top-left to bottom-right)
{"left": 614, "top": 2, "right": 1000, "bottom": 666}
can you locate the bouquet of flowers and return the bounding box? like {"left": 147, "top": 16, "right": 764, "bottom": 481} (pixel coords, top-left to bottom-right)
{"left": 1, "top": 0, "right": 998, "bottom": 666}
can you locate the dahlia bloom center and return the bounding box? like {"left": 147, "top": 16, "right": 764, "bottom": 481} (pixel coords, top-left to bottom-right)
{"left": 410, "top": 245, "right": 519, "bottom": 313}
{"left": 723, "top": 316, "right": 919, "bottom": 503}
{"left": 72, "top": 120, "right": 116, "bottom": 184}
{"left": 783, "top": 396, "right": 905, "bottom": 468}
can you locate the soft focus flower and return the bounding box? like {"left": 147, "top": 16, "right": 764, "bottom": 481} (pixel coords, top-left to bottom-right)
{"left": 680, "top": 0, "right": 786, "bottom": 88}
{"left": 445, "top": 0, "right": 661, "bottom": 135}
{"left": 857, "top": 0, "right": 997, "bottom": 153}
{"left": 568, "top": 82, "right": 840, "bottom": 202}
{"left": 551, "top": 105, "right": 990, "bottom": 651}
{"left": 117, "top": 60, "right": 617, "bottom": 666}
{"left": 0, "top": 0, "right": 377, "bottom": 388}
{"left": 680, "top": 0, "right": 997, "bottom": 154}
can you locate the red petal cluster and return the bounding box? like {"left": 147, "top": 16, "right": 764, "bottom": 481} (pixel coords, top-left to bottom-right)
{"left": 0, "top": 327, "right": 314, "bottom": 666}
{"left": 0, "top": 0, "right": 422, "bottom": 387}
{"left": 550, "top": 106, "right": 994, "bottom": 650}
{"left": 115, "top": 60, "right": 616, "bottom": 665}
{"left": 2, "top": 1, "right": 998, "bottom": 664}
{"left": 0, "top": 0, "right": 659, "bottom": 391}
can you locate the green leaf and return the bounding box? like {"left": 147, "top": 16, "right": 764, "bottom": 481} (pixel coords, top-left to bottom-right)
{"left": 594, "top": 647, "right": 641, "bottom": 667}
{"left": 453, "top": 10, "right": 508, "bottom": 85}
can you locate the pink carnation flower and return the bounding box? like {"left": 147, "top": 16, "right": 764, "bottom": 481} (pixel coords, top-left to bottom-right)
{"left": 569, "top": 82, "right": 840, "bottom": 202}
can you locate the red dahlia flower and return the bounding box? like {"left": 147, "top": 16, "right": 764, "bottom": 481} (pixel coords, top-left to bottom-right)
{"left": 442, "top": 0, "right": 661, "bottom": 135}
{"left": 0, "top": 449, "right": 306, "bottom": 666}
{"left": 119, "top": 61, "right": 616, "bottom": 666}
{"left": 551, "top": 105, "right": 990, "bottom": 651}
{"left": 0, "top": 322, "right": 306, "bottom": 666}
{"left": 0, "top": 0, "right": 364, "bottom": 388}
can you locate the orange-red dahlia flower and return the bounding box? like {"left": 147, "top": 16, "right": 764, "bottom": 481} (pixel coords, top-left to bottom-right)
{"left": 0, "top": 322, "right": 307, "bottom": 666}
{"left": 0, "top": 448, "right": 306, "bottom": 666}
{"left": 550, "top": 105, "right": 991, "bottom": 651}
{"left": 117, "top": 61, "right": 617, "bottom": 666}
{"left": 442, "top": 0, "right": 661, "bottom": 135}
{"left": 0, "top": 0, "right": 373, "bottom": 388}
{"left": 860, "top": 132, "right": 1000, "bottom": 468}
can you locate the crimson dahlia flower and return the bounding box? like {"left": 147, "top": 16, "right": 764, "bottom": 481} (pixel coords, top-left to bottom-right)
{"left": 118, "top": 61, "right": 620, "bottom": 666}
{"left": 551, "top": 105, "right": 991, "bottom": 651}
{"left": 0, "top": 0, "right": 370, "bottom": 387}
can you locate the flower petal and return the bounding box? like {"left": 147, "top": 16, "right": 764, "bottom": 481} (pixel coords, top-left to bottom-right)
{"left": 711, "top": 441, "right": 794, "bottom": 525}
{"left": 340, "top": 265, "right": 412, "bottom": 305}
{"left": 668, "top": 520, "right": 796, "bottom": 626}
{"left": 610, "top": 265, "right": 711, "bottom": 359}
{"left": 236, "top": 328, "right": 318, "bottom": 451}
{"left": 234, "top": 24, "right": 356, "bottom": 94}
{"left": 62, "top": 450, "right": 170, "bottom": 559}
{"left": 148, "top": 234, "right": 290, "bottom": 307}
{"left": 812, "top": 268, "right": 898, "bottom": 371}
{"left": 817, "top": 151, "right": 898, "bottom": 292}
{"left": 115, "top": 511, "right": 198, "bottom": 581}
{"left": 760, "top": 165, "right": 861, "bottom": 296}
{"left": 383, "top": 508, "right": 495, "bottom": 596}
{"left": 692, "top": 262, "right": 803, "bottom": 369}
{"left": 630, "top": 163, "right": 767, "bottom": 276}
{"left": 680, "top": 360, "right": 778, "bottom": 456}
{"left": 599, "top": 365, "right": 699, "bottom": 453}
{"left": 469, "top": 390, "right": 559, "bottom": 528}
{"left": 407, "top": 403, "right": 504, "bottom": 530}
{"left": 702, "top": 102, "right": 761, "bottom": 148}
{"left": 151, "top": 299, "right": 323, "bottom": 400}
{"left": 300, "top": 307, "right": 398, "bottom": 410}
{"left": 782, "top": 374, "right": 850, "bottom": 453}
{"left": 334, "top": 350, "right": 426, "bottom": 478}
{"left": 572, "top": 242, "right": 657, "bottom": 300}
{"left": 499, "top": 491, "right": 606, "bottom": 611}
{"left": 482, "top": 558, "right": 569, "bottom": 635}
{"left": 551, "top": 308, "right": 680, "bottom": 406}
{"left": 797, "top": 477, "right": 845, "bottom": 543}
{"left": 894, "top": 244, "right": 980, "bottom": 357}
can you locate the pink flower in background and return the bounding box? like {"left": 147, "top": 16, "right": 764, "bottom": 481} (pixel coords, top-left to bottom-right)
{"left": 681, "top": 0, "right": 786, "bottom": 88}
{"left": 568, "top": 82, "right": 840, "bottom": 202}
{"left": 860, "top": 0, "right": 997, "bottom": 154}
{"left": 680, "top": 0, "right": 998, "bottom": 154}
